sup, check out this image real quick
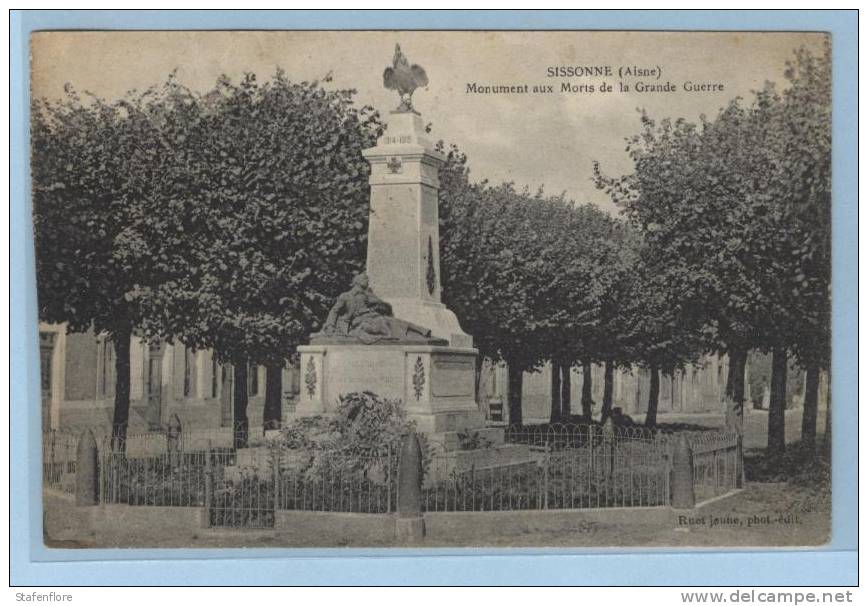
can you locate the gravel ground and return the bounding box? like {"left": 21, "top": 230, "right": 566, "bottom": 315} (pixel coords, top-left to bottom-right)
{"left": 45, "top": 480, "right": 829, "bottom": 549}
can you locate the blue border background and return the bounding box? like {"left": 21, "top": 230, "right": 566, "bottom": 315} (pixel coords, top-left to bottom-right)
{"left": 10, "top": 10, "right": 858, "bottom": 586}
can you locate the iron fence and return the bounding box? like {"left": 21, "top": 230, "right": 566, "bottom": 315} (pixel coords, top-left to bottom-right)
{"left": 688, "top": 430, "right": 740, "bottom": 502}
{"left": 424, "top": 423, "right": 671, "bottom": 512}
{"left": 53, "top": 420, "right": 740, "bottom": 525}
{"left": 99, "top": 442, "right": 229, "bottom": 507}
{"left": 42, "top": 430, "right": 79, "bottom": 493}
{"left": 205, "top": 445, "right": 398, "bottom": 528}
{"left": 276, "top": 447, "right": 397, "bottom": 514}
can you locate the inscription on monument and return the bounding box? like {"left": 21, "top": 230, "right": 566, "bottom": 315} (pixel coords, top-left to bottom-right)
{"left": 431, "top": 358, "right": 475, "bottom": 397}
{"left": 384, "top": 135, "right": 413, "bottom": 145}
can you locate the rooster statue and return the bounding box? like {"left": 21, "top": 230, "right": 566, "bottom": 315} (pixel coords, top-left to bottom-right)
{"left": 383, "top": 44, "right": 428, "bottom": 113}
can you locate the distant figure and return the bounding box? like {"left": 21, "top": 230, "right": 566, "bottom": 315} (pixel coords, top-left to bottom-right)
{"left": 383, "top": 44, "right": 428, "bottom": 113}
{"left": 611, "top": 407, "right": 634, "bottom": 427}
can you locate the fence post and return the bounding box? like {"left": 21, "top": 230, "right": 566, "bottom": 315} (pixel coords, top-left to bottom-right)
{"left": 602, "top": 418, "right": 615, "bottom": 503}
{"left": 395, "top": 432, "right": 424, "bottom": 544}
{"left": 670, "top": 433, "right": 696, "bottom": 509}
{"left": 202, "top": 440, "right": 213, "bottom": 528}
{"left": 386, "top": 443, "right": 392, "bottom": 514}
{"left": 542, "top": 440, "right": 550, "bottom": 510}
{"left": 736, "top": 434, "right": 745, "bottom": 489}
{"left": 75, "top": 430, "right": 99, "bottom": 506}
{"left": 271, "top": 443, "right": 280, "bottom": 513}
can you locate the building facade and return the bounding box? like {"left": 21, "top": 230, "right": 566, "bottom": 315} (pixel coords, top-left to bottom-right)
{"left": 479, "top": 354, "right": 734, "bottom": 423}
{"left": 39, "top": 322, "right": 300, "bottom": 433}
{"left": 479, "top": 353, "right": 828, "bottom": 424}
{"left": 40, "top": 322, "right": 826, "bottom": 433}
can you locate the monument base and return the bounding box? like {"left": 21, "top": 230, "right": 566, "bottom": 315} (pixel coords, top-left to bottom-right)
{"left": 295, "top": 343, "right": 484, "bottom": 434}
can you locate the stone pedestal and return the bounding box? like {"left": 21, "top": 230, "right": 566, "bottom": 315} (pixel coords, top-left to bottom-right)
{"left": 362, "top": 111, "right": 472, "bottom": 348}
{"left": 295, "top": 344, "right": 484, "bottom": 433}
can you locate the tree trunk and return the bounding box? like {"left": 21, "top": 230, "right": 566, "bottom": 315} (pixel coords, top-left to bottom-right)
{"left": 110, "top": 325, "right": 132, "bottom": 450}
{"left": 768, "top": 347, "right": 788, "bottom": 454}
{"left": 233, "top": 362, "right": 249, "bottom": 448}
{"left": 560, "top": 361, "right": 572, "bottom": 417}
{"left": 263, "top": 363, "right": 283, "bottom": 430}
{"left": 645, "top": 364, "right": 660, "bottom": 428}
{"left": 601, "top": 359, "right": 614, "bottom": 422}
{"left": 724, "top": 347, "right": 748, "bottom": 435}
{"left": 801, "top": 363, "right": 820, "bottom": 450}
{"left": 507, "top": 363, "right": 523, "bottom": 427}
{"left": 823, "top": 373, "right": 831, "bottom": 458}
{"left": 581, "top": 361, "right": 593, "bottom": 419}
{"left": 549, "top": 358, "right": 562, "bottom": 422}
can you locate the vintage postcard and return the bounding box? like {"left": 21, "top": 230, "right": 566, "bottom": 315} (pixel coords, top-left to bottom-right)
{"left": 32, "top": 29, "right": 832, "bottom": 549}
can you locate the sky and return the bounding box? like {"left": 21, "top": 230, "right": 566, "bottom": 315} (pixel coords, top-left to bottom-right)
{"left": 30, "top": 30, "right": 827, "bottom": 213}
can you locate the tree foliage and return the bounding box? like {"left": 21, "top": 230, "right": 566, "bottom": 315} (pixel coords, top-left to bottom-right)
{"left": 594, "top": 43, "right": 831, "bottom": 442}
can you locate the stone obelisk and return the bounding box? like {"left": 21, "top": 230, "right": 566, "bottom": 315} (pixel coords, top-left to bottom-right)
{"left": 361, "top": 111, "right": 471, "bottom": 347}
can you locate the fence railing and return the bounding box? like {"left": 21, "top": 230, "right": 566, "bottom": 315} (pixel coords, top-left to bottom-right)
{"left": 99, "top": 448, "right": 231, "bottom": 507}
{"left": 42, "top": 430, "right": 79, "bottom": 493}
{"left": 687, "top": 430, "right": 740, "bottom": 503}
{"left": 275, "top": 448, "right": 397, "bottom": 514}
{"left": 206, "top": 445, "right": 398, "bottom": 528}
{"left": 425, "top": 423, "right": 671, "bottom": 512}
{"left": 48, "top": 421, "right": 741, "bottom": 524}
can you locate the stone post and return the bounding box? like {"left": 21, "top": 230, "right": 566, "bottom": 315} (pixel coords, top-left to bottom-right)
{"left": 202, "top": 440, "right": 213, "bottom": 528}
{"left": 75, "top": 430, "right": 99, "bottom": 506}
{"left": 396, "top": 432, "right": 425, "bottom": 544}
{"left": 670, "top": 433, "right": 696, "bottom": 509}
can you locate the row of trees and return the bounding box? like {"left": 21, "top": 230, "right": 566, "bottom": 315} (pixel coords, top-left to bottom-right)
{"left": 594, "top": 42, "right": 831, "bottom": 452}
{"left": 437, "top": 147, "right": 703, "bottom": 428}
{"left": 33, "top": 71, "right": 380, "bottom": 444}
{"left": 33, "top": 45, "right": 830, "bottom": 454}
{"left": 439, "top": 42, "right": 830, "bottom": 452}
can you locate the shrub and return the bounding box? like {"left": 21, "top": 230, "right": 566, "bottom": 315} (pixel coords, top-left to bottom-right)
{"left": 280, "top": 391, "right": 413, "bottom": 456}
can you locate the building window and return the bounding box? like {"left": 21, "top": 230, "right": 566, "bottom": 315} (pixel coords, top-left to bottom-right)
{"left": 98, "top": 338, "right": 114, "bottom": 398}
{"left": 211, "top": 356, "right": 219, "bottom": 399}
{"left": 142, "top": 342, "right": 148, "bottom": 398}
{"left": 211, "top": 354, "right": 220, "bottom": 398}
{"left": 248, "top": 364, "right": 259, "bottom": 397}
{"left": 183, "top": 347, "right": 195, "bottom": 398}
{"left": 148, "top": 342, "right": 163, "bottom": 399}
{"left": 39, "top": 332, "right": 55, "bottom": 394}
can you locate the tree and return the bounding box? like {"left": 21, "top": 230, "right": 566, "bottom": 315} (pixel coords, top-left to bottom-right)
{"left": 136, "top": 71, "right": 381, "bottom": 444}
{"left": 594, "top": 43, "right": 831, "bottom": 449}
{"left": 593, "top": 221, "right": 639, "bottom": 422}
{"left": 440, "top": 153, "right": 604, "bottom": 425}
{"left": 592, "top": 106, "right": 779, "bottom": 436}
{"left": 452, "top": 183, "right": 553, "bottom": 426}
{"left": 776, "top": 44, "right": 832, "bottom": 450}
{"left": 32, "top": 81, "right": 185, "bottom": 445}
{"left": 536, "top": 202, "right": 613, "bottom": 422}
{"left": 622, "top": 250, "right": 704, "bottom": 428}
